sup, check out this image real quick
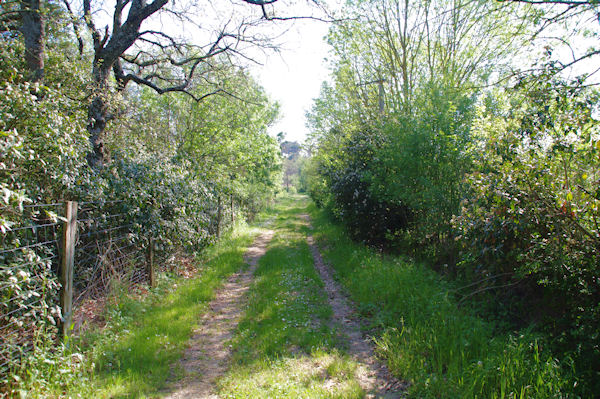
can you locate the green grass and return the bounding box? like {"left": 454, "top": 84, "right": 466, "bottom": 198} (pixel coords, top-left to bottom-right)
{"left": 65, "top": 222, "right": 263, "bottom": 398}
{"left": 26, "top": 194, "right": 574, "bottom": 398}
{"left": 308, "top": 202, "right": 576, "bottom": 399}
{"left": 218, "top": 195, "right": 363, "bottom": 398}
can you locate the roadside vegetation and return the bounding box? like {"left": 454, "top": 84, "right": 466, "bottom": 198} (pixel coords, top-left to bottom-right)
{"left": 1, "top": 1, "right": 282, "bottom": 395}
{"left": 16, "top": 222, "right": 261, "bottom": 398}
{"left": 78, "top": 224, "right": 262, "bottom": 398}
{"left": 3, "top": 0, "right": 600, "bottom": 396}
{"left": 309, "top": 204, "right": 575, "bottom": 398}
{"left": 303, "top": 0, "right": 600, "bottom": 396}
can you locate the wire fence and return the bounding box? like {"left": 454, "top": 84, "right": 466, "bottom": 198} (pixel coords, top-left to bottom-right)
{"left": 74, "top": 201, "right": 148, "bottom": 306}
{"left": 1, "top": 193, "right": 239, "bottom": 393}
{"left": 0, "top": 200, "right": 153, "bottom": 390}
{"left": 0, "top": 203, "right": 63, "bottom": 376}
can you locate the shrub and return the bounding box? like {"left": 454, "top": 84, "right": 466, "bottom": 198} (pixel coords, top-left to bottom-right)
{"left": 454, "top": 76, "right": 600, "bottom": 394}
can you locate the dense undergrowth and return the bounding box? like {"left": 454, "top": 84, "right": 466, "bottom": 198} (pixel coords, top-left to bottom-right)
{"left": 308, "top": 203, "right": 578, "bottom": 399}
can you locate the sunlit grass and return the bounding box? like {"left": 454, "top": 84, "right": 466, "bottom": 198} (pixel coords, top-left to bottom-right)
{"left": 308, "top": 203, "right": 576, "bottom": 399}
{"left": 220, "top": 351, "right": 362, "bottom": 399}
{"left": 219, "top": 195, "right": 364, "bottom": 398}
{"left": 68, "top": 222, "right": 262, "bottom": 398}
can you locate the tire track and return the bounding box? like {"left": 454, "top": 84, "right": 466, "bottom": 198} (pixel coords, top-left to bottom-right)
{"left": 302, "top": 214, "right": 407, "bottom": 399}
{"left": 164, "top": 230, "right": 275, "bottom": 399}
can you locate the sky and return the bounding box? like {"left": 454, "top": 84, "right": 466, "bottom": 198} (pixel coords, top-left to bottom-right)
{"left": 251, "top": 18, "right": 332, "bottom": 144}
{"left": 90, "top": 0, "right": 335, "bottom": 145}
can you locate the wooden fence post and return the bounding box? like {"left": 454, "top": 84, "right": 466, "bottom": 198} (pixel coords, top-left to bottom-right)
{"left": 146, "top": 237, "right": 155, "bottom": 288}
{"left": 59, "top": 201, "right": 77, "bottom": 339}
{"left": 216, "top": 196, "right": 222, "bottom": 238}
{"left": 231, "top": 195, "right": 234, "bottom": 225}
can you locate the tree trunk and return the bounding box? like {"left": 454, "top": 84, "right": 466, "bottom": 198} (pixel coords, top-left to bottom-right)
{"left": 231, "top": 195, "right": 234, "bottom": 224}
{"left": 87, "top": 66, "right": 111, "bottom": 168}
{"left": 216, "top": 196, "right": 223, "bottom": 238}
{"left": 19, "top": 0, "right": 45, "bottom": 82}
{"left": 87, "top": 96, "right": 110, "bottom": 167}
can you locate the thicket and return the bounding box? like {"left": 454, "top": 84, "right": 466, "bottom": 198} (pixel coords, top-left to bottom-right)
{"left": 0, "top": 2, "right": 281, "bottom": 395}
{"left": 304, "top": 0, "right": 600, "bottom": 395}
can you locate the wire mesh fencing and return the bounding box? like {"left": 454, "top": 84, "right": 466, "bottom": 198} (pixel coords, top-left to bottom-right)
{"left": 73, "top": 200, "right": 150, "bottom": 306}
{"left": 0, "top": 203, "right": 63, "bottom": 380}
{"left": 0, "top": 200, "right": 154, "bottom": 391}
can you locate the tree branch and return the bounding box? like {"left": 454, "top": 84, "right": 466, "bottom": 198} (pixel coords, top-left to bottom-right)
{"left": 61, "top": 0, "right": 84, "bottom": 55}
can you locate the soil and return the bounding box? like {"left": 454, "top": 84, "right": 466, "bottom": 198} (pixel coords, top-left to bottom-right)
{"left": 301, "top": 214, "right": 407, "bottom": 398}
{"left": 163, "top": 230, "right": 275, "bottom": 399}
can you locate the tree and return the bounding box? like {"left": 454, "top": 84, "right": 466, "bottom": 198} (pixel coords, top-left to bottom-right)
{"left": 73, "top": 0, "right": 285, "bottom": 167}
{"left": 0, "top": 0, "right": 46, "bottom": 81}
{"left": 280, "top": 140, "right": 302, "bottom": 159}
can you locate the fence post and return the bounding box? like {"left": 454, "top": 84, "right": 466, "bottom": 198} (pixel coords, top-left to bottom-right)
{"left": 146, "top": 237, "right": 155, "bottom": 288}
{"left": 231, "top": 195, "right": 234, "bottom": 225}
{"left": 59, "top": 201, "right": 77, "bottom": 339}
{"left": 216, "top": 196, "right": 222, "bottom": 238}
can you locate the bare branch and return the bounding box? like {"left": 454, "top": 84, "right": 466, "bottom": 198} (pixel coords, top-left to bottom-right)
{"left": 83, "top": 0, "right": 100, "bottom": 50}
{"left": 61, "top": 0, "right": 84, "bottom": 55}
{"left": 499, "top": 0, "right": 597, "bottom": 5}
{"left": 241, "top": 0, "right": 279, "bottom": 5}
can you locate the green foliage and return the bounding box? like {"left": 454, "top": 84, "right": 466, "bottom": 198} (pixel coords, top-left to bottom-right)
{"left": 99, "top": 153, "right": 220, "bottom": 251}
{"left": 0, "top": 39, "right": 90, "bottom": 395}
{"left": 454, "top": 74, "right": 600, "bottom": 393}
{"left": 372, "top": 86, "right": 475, "bottom": 248}
{"left": 0, "top": 74, "right": 89, "bottom": 206}
{"left": 305, "top": 0, "right": 600, "bottom": 393}
{"left": 109, "top": 71, "right": 282, "bottom": 220}
{"left": 0, "top": 7, "right": 282, "bottom": 396}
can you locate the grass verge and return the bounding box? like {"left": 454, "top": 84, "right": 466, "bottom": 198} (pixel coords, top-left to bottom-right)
{"left": 308, "top": 202, "right": 577, "bottom": 399}
{"left": 62, "top": 222, "right": 262, "bottom": 399}
{"left": 218, "top": 195, "right": 363, "bottom": 399}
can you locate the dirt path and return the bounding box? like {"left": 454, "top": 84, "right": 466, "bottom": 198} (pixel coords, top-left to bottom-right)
{"left": 302, "top": 216, "right": 407, "bottom": 398}
{"left": 164, "top": 230, "right": 275, "bottom": 399}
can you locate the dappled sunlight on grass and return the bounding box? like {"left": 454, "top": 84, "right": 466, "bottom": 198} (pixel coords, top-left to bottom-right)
{"left": 219, "top": 351, "right": 363, "bottom": 399}
{"left": 73, "top": 223, "right": 263, "bottom": 398}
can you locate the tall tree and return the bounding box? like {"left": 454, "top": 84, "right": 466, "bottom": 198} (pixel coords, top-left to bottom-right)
{"left": 1, "top": 0, "right": 46, "bottom": 81}
{"left": 19, "top": 0, "right": 45, "bottom": 81}
{"left": 77, "top": 0, "right": 282, "bottom": 167}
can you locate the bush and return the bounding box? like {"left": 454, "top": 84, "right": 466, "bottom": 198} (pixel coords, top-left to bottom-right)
{"left": 311, "top": 207, "right": 576, "bottom": 398}
{"left": 454, "top": 76, "right": 600, "bottom": 394}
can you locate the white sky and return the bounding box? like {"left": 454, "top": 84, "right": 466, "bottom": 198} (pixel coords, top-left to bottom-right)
{"left": 251, "top": 18, "right": 331, "bottom": 144}
{"left": 91, "top": 0, "right": 334, "bottom": 145}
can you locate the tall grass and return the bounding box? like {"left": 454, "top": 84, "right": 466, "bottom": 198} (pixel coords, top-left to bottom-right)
{"left": 309, "top": 204, "right": 576, "bottom": 399}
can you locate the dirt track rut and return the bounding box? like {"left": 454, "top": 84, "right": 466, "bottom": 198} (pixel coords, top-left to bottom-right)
{"left": 164, "top": 230, "right": 275, "bottom": 399}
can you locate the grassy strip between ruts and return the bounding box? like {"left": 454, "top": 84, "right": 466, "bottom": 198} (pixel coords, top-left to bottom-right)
{"left": 59, "top": 221, "right": 263, "bottom": 399}
{"left": 218, "top": 195, "right": 363, "bottom": 399}
{"left": 307, "top": 201, "right": 578, "bottom": 399}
